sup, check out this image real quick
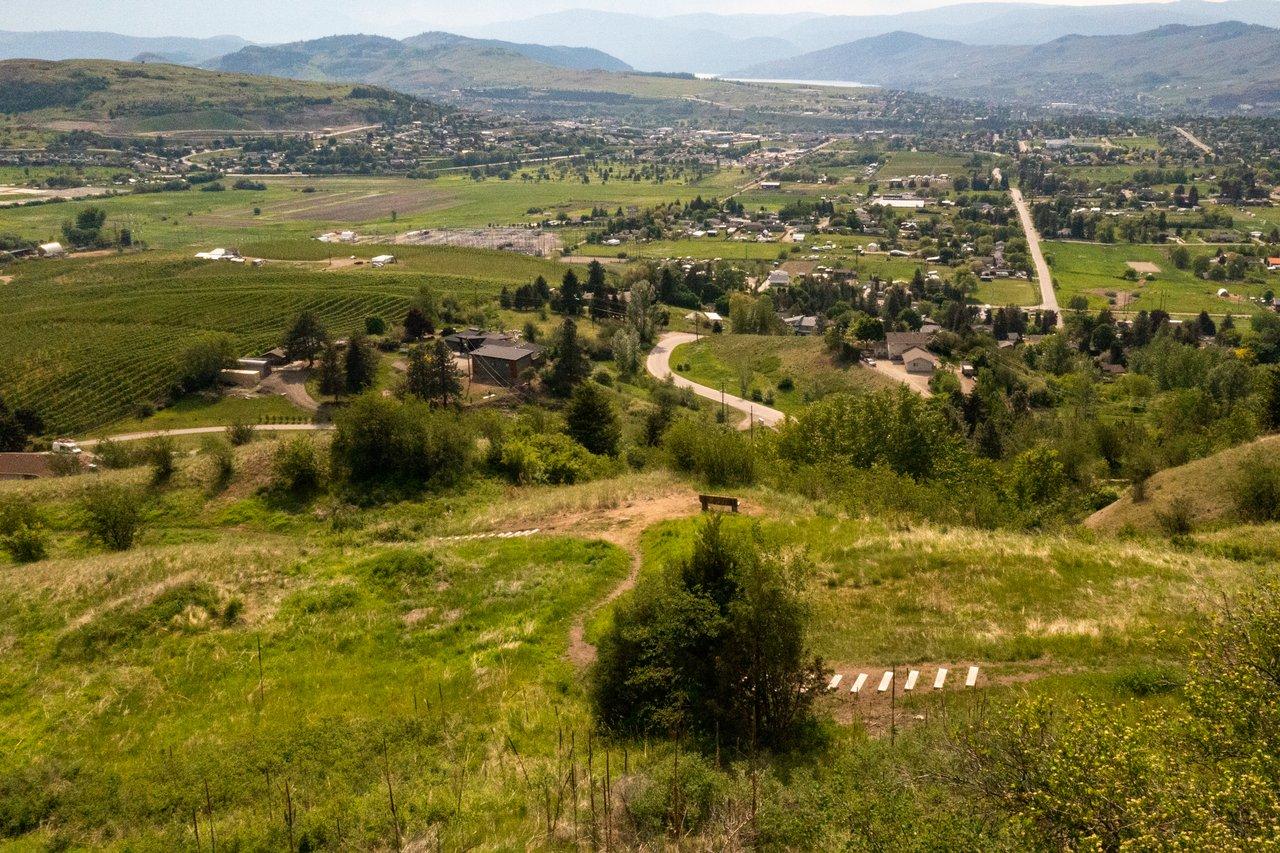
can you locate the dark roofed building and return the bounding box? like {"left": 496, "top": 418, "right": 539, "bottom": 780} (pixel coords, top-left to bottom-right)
{"left": 883, "top": 330, "right": 936, "bottom": 360}
{"left": 470, "top": 344, "right": 537, "bottom": 385}
{"left": 0, "top": 452, "right": 55, "bottom": 480}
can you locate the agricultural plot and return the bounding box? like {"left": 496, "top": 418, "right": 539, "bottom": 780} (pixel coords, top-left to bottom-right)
{"left": 1044, "top": 240, "right": 1271, "bottom": 315}
{"left": 0, "top": 250, "right": 562, "bottom": 434}
{"left": 0, "top": 169, "right": 748, "bottom": 252}
{"left": 876, "top": 150, "right": 974, "bottom": 179}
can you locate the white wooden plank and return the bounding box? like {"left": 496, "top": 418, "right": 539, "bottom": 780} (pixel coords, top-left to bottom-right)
{"left": 965, "top": 665, "right": 980, "bottom": 687}
{"left": 827, "top": 673, "right": 843, "bottom": 690}
{"left": 877, "top": 670, "right": 894, "bottom": 693}
{"left": 933, "top": 667, "right": 948, "bottom": 689}
{"left": 904, "top": 670, "right": 919, "bottom": 691}
{"left": 850, "top": 673, "right": 868, "bottom": 694}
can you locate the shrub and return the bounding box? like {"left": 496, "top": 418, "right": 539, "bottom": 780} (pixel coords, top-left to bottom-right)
{"left": 1230, "top": 456, "right": 1280, "bottom": 523}
{"left": 663, "top": 418, "right": 756, "bottom": 487}
{"left": 57, "top": 581, "right": 219, "bottom": 659}
{"left": 1, "top": 523, "right": 47, "bottom": 563}
{"left": 225, "top": 421, "right": 256, "bottom": 446}
{"left": 0, "top": 498, "right": 47, "bottom": 563}
{"left": 496, "top": 433, "right": 600, "bottom": 485}
{"left": 80, "top": 482, "right": 145, "bottom": 551}
{"left": 93, "top": 438, "right": 137, "bottom": 469}
{"left": 141, "top": 436, "right": 176, "bottom": 486}
{"left": 777, "top": 376, "right": 794, "bottom": 391}
{"left": 330, "top": 394, "right": 472, "bottom": 491}
{"left": 1156, "top": 504, "right": 1194, "bottom": 536}
{"left": 203, "top": 437, "right": 234, "bottom": 488}
{"left": 270, "top": 435, "right": 326, "bottom": 498}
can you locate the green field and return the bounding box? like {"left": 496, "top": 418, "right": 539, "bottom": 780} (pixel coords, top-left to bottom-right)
{"left": 973, "top": 276, "right": 1040, "bottom": 306}
{"left": 876, "top": 150, "right": 974, "bottom": 178}
{"left": 671, "top": 334, "right": 895, "bottom": 414}
{"left": 0, "top": 169, "right": 748, "bottom": 252}
{"left": 1045, "top": 240, "right": 1271, "bottom": 315}
{"left": 0, "top": 248, "right": 575, "bottom": 434}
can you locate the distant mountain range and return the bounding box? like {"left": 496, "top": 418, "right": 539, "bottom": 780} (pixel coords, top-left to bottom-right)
{"left": 0, "top": 58, "right": 429, "bottom": 133}
{"left": 736, "top": 21, "right": 1280, "bottom": 112}
{"left": 206, "top": 32, "right": 634, "bottom": 98}
{"left": 468, "top": 0, "right": 1280, "bottom": 73}
{"left": 0, "top": 31, "right": 247, "bottom": 65}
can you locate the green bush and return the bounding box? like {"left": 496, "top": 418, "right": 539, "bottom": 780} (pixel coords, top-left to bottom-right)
{"left": 93, "top": 438, "right": 137, "bottom": 469}
{"left": 0, "top": 498, "right": 47, "bottom": 563}
{"left": 140, "top": 436, "right": 176, "bottom": 486}
{"left": 79, "top": 482, "right": 144, "bottom": 551}
{"left": 1230, "top": 456, "right": 1280, "bottom": 523}
{"left": 496, "top": 433, "right": 601, "bottom": 485}
{"left": 663, "top": 418, "right": 756, "bottom": 487}
{"left": 330, "top": 394, "right": 472, "bottom": 491}
{"left": 225, "top": 421, "right": 256, "bottom": 446}
{"left": 270, "top": 435, "right": 327, "bottom": 498}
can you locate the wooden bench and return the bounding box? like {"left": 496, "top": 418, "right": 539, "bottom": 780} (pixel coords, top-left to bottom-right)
{"left": 699, "top": 494, "right": 739, "bottom": 513}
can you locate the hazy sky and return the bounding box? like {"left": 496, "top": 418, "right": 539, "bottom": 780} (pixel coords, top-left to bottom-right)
{"left": 4, "top": 0, "right": 1192, "bottom": 40}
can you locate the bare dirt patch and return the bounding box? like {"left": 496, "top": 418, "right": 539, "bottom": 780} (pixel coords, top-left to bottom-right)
{"left": 1127, "top": 261, "right": 1161, "bottom": 274}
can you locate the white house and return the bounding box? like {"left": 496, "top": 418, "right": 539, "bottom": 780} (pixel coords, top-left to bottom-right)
{"left": 763, "top": 269, "right": 792, "bottom": 289}
{"left": 902, "top": 346, "right": 940, "bottom": 375}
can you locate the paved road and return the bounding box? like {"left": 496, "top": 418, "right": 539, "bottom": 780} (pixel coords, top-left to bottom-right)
{"left": 646, "top": 333, "right": 786, "bottom": 429}
{"left": 80, "top": 423, "right": 330, "bottom": 447}
{"left": 1010, "top": 187, "right": 1062, "bottom": 327}
{"left": 1173, "top": 125, "right": 1213, "bottom": 156}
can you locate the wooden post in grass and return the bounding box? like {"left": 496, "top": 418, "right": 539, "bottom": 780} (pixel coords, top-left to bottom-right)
{"left": 890, "top": 664, "right": 897, "bottom": 746}
{"left": 382, "top": 740, "right": 402, "bottom": 851}
{"left": 203, "top": 778, "right": 215, "bottom": 853}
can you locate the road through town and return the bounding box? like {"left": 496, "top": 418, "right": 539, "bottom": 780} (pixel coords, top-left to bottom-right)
{"left": 1010, "top": 186, "right": 1062, "bottom": 327}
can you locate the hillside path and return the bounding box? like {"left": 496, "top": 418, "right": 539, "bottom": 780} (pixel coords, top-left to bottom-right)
{"left": 1010, "top": 186, "right": 1062, "bottom": 327}
{"left": 646, "top": 332, "right": 785, "bottom": 429}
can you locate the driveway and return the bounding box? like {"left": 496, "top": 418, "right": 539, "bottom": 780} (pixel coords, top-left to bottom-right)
{"left": 646, "top": 333, "right": 786, "bottom": 430}
{"left": 1010, "top": 186, "right": 1062, "bottom": 326}
{"left": 260, "top": 365, "right": 320, "bottom": 412}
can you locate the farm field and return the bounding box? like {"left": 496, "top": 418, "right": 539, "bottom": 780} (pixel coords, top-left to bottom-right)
{"left": 876, "top": 150, "right": 974, "bottom": 178}
{"left": 1044, "top": 240, "right": 1271, "bottom": 315}
{"left": 671, "top": 334, "right": 895, "bottom": 414}
{"left": 0, "top": 169, "right": 749, "bottom": 251}
{"left": 0, "top": 248, "right": 574, "bottom": 434}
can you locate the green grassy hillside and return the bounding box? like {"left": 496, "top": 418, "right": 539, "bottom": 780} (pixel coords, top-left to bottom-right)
{"left": 1, "top": 445, "right": 1273, "bottom": 848}
{"left": 1086, "top": 433, "right": 1280, "bottom": 534}
{"left": 0, "top": 59, "right": 427, "bottom": 134}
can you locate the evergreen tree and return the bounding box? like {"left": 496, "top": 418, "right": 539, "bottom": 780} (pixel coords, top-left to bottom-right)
{"left": 558, "top": 269, "right": 583, "bottom": 316}
{"left": 586, "top": 259, "right": 607, "bottom": 294}
{"left": 404, "top": 307, "right": 430, "bottom": 340}
{"left": 546, "top": 318, "right": 591, "bottom": 396}
{"left": 402, "top": 345, "right": 430, "bottom": 401}
{"left": 343, "top": 332, "right": 378, "bottom": 393}
{"left": 566, "top": 381, "right": 621, "bottom": 456}
{"left": 283, "top": 311, "right": 327, "bottom": 365}
{"left": 317, "top": 342, "right": 346, "bottom": 397}
{"left": 425, "top": 338, "right": 463, "bottom": 407}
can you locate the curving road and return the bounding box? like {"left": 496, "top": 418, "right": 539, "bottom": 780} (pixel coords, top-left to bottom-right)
{"left": 1010, "top": 186, "right": 1063, "bottom": 327}
{"left": 646, "top": 333, "right": 786, "bottom": 429}
{"left": 80, "top": 423, "right": 330, "bottom": 447}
